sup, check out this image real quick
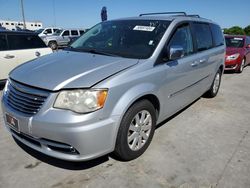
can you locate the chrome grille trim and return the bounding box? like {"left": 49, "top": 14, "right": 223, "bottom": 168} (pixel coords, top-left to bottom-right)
{"left": 4, "top": 80, "right": 49, "bottom": 115}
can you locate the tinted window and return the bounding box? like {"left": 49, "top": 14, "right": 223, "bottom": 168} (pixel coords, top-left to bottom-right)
{"left": 62, "top": 30, "right": 69, "bottom": 36}
{"left": 79, "top": 30, "right": 85, "bottom": 35}
{"left": 53, "top": 28, "right": 59, "bottom": 32}
{"left": 225, "top": 37, "right": 244, "bottom": 48}
{"left": 193, "top": 23, "right": 213, "bottom": 51}
{"left": 168, "top": 25, "right": 194, "bottom": 56}
{"left": 246, "top": 37, "right": 250, "bottom": 45}
{"left": 7, "top": 34, "right": 47, "bottom": 50}
{"left": 210, "top": 24, "right": 224, "bottom": 47}
{"left": 71, "top": 30, "right": 78, "bottom": 36}
{"left": 70, "top": 20, "right": 170, "bottom": 59}
{"left": 45, "top": 29, "right": 52, "bottom": 34}
{"left": 0, "top": 34, "right": 8, "bottom": 51}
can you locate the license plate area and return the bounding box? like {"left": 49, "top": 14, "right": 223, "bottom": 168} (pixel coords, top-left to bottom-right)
{"left": 5, "top": 113, "right": 19, "bottom": 132}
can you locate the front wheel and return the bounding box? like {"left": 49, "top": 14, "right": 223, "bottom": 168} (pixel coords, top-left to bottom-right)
{"left": 237, "top": 58, "right": 245, "bottom": 73}
{"left": 204, "top": 69, "right": 222, "bottom": 98}
{"left": 114, "top": 100, "right": 156, "bottom": 161}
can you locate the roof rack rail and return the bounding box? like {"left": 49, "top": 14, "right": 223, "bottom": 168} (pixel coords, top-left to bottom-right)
{"left": 187, "top": 14, "right": 200, "bottom": 18}
{"left": 139, "top": 12, "right": 187, "bottom": 17}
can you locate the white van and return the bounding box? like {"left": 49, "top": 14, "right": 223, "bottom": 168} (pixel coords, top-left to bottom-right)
{"left": 0, "top": 31, "right": 52, "bottom": 86}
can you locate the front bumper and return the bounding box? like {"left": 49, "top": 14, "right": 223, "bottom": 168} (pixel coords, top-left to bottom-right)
{"left": 1, "top": 92, "right": 120, "bottom": 161}
{"left": 224, "top": 58, "right": 241, "bottom": 71}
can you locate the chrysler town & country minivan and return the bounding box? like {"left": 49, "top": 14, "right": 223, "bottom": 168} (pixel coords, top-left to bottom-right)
{"left": 1, "top": 12, "right": 225, "bottom": 161}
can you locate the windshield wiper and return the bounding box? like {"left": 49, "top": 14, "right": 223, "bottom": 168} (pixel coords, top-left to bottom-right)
{"left": 84, "top": 49, "right": 120, "bottom": 57}
{"left": 64, "top": 47, "right": 120, "bottom": 57}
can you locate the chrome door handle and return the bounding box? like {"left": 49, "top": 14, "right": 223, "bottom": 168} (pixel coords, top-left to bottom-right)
{"left": 191, "top": 61, "right": 199, "bottom": 67}
{"left": 199, "top": 59, "right": 207, "bottom": 64}
{"left": 4, "top": 54, "right": 15, "bottom": 59}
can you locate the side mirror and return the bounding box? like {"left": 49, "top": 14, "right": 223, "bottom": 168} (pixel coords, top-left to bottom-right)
{"left": 44, "top": 31, "right": 48, "bottom": 35}
{"left": 168, "top": 45, "right": 185, "bottom": 60}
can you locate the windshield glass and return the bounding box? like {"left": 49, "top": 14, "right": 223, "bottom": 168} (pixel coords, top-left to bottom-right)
{"left": 35, "top": 29, "right": 44, "bottom": 34}
{"left": 54, "top": 29, "right": 63, "bottom": 35}
{"left": 69, "top": 20, "right": 170, "bottom": 59}
{"left": 225, "top": 37, "right": 245, "bottom": 48}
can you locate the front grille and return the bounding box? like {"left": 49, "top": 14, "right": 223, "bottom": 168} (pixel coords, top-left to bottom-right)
{"left": 4, "top": 80, "right": 49, "bottom": 115}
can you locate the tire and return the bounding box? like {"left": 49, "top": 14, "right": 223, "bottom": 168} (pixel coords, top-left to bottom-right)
{"left": 237, "top": 58, "right": 245, "bottom": 73}
{"left": 114, "top": 100, "right": 156, "bottom": 161}
{"left": 204, "top": 69, "right": 222, "bottom": 98}
{"left": 48, "top": 41, "right": 58, "bottom": 50}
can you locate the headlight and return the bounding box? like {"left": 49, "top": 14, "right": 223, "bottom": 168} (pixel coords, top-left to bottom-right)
{"left": 226, "top": 53, "right": 240, "bottom": 61}
{"left": 54, "top": 89, "right": 108, "bottom": 113}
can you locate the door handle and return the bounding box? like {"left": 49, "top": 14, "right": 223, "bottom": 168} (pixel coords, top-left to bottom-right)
{"left": 199, "top": 59, "right": 207, "bottom": 64}
{"left": 35, "top": 51, "right": 41, "bottom": 57}
{"left": 191, "top": 61, "right": 199, "bottom": 67}
{"left": 4, "top": 54, "right": 15, "bottom": 59}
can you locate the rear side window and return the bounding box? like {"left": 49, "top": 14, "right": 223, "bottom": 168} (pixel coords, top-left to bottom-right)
{"left": 0, "top": 34, "right": 8, "bottom": 51}
{"left": 79, "top": 30, "right": 85, "bottom": 35}
{"left": 246, "top": 37, "right": 250, "bottom": 45}
{"left": 71, "top": 30, "right": 78, "bottom": 36}
{"left": 62, "top": 30, "right": 69, "bottom": 36}
{"left": 210, "top": 24, "right": 224, "bottom": 47}
{"left": 53, "top": 28, "right": 59, "bottom": 33}
{"left": 7, "top": 34, "right": 47, "bottom": 50}
{"left": 193, "top": 23, "right": 213, "bottom": 51}
{"left": 45, "top": 29, "right": 52, "bottom": 34}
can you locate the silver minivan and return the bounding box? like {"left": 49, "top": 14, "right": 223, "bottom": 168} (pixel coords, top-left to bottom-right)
{"left": 1, "top": 12, "right": 225, "bottom": 161}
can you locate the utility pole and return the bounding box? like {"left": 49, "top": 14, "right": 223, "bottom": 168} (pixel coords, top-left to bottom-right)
{"left": 20, "top": 0, "right": 26, "bottom": 29}
{"left": 53, "top": 0, "right": 56, "bottom": 26}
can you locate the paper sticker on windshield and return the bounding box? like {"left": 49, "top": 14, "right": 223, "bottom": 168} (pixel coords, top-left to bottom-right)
{"left": 133, "top": 26, "right": 155, "bottom": 32}
{"left": 234, "top": 37, "right": 243, "bottom": 40}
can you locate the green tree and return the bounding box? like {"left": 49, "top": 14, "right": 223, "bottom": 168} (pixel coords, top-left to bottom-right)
{"left": 244, "top": 25, "right": 250, "bottom": 36}
{"left": 223, "top": 26, "right": 245, "bottom": 35}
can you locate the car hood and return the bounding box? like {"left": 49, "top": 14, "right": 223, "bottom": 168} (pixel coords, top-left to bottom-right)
{"left": 226, "top": 47, "right": 243, "bottom": 56}
{"left": 10, "top": 50, "right": 138, "bottom": 91}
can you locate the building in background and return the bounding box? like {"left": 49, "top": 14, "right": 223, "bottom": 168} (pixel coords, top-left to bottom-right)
{"left": 0, "top": 20, "right": 43, "bottom": 31}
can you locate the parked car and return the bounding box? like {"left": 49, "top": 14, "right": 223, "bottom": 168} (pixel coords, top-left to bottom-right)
{"left": 1, "top": 12, "right": 225, "bottom": 161}
{"left": 0, "top": 30, "right": 52, "bottom": 87}
{"left": 225, "top": 35, "right": 250, "bottom": 73}
{"left": 42, "top": 29, "right": 85, "bottom": 50}
{"left": 36, "top": 27, "right": 61, "bottom": 38}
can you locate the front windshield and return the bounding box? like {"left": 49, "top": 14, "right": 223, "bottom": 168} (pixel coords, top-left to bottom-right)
{"left": 54, "top": 29, "right": 63, "bottom": 35}
{"left": 35, "top": 29, "right": 44, "bottom": 34}
{"left": 69, "top": 20, "right": 170, "bottom": 59}
{"left": 225, "top": 37, "right": 245, "bottom": 48}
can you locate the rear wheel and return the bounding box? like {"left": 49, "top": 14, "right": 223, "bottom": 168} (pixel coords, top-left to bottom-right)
{"left": 114, "top": 100, "right": 156, "bottom": 161}
{"left": 204, "top": 69, "right": 222, "bottom": 98}
{"left": 238, "top": 58, "right": 245, "bottom": 73}
{"left": 48, "top": 41, "right": 58, "bottom": 50}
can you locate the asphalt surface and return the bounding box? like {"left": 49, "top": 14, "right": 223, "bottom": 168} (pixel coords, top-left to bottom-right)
{"left": 0, "top": 67, "right": 250, "bottom": 188}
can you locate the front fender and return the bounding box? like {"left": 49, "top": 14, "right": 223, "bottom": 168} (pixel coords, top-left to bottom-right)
{"left": 111, "top": 83, "right": 158, "bottom": 117}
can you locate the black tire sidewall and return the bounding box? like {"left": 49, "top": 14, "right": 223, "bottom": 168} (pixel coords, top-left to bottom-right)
{"left": 238, "top": 59, "right": 245, "bottom": 73}
{"left": 211, "top": 69, "right": 222, "bottom": 96}
{"left": 49, "top": 41, "right": 57, "bottom": 50}
{"left": 114, "top": 100, "right": 156, "bottom": 161}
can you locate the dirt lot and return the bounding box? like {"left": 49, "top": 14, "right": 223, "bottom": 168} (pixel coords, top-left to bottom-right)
{"left": 0, "top": 68, "right": 250, "bottom": 188}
